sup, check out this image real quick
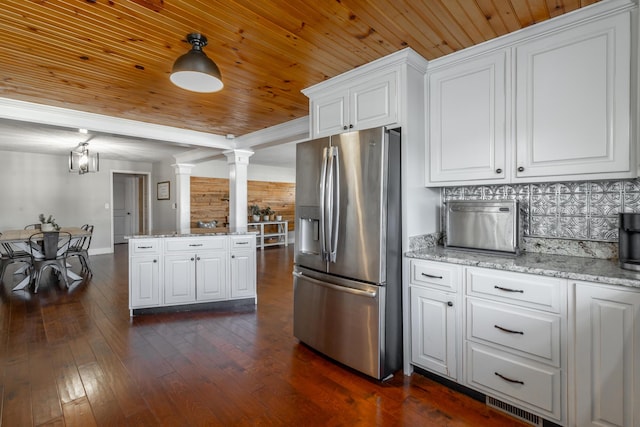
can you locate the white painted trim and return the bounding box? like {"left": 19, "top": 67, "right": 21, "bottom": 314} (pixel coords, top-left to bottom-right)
{"left": 0, "top": 97, "right": 234, "bottom": 149}
{"left": 235, "top": 116, "right": 310, "bottom": 148}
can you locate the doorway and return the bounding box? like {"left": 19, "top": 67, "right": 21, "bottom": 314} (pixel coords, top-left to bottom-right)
{"left": 113, "top": 173, "right": 149, "bottom": 244}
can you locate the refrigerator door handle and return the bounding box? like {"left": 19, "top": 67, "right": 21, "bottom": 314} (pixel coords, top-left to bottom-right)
{"left": 293, "top": 271, "right": 377, "bottom": 298}
{"left": 328, "top": 146, "right": 340, "bottom": 263}
{"left": 319, "top": 146, "right": 329, "bottom": 261}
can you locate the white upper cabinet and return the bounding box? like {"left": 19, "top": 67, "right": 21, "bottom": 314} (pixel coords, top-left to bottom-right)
{"left": 303, "top": 48, "right": 429, "bottom": 139}
{"left": 428, "top": 50, "right": 507, "bottom": 184}
{"left": 514, "top": 12, "right": 632, "bottom": 181}
{"left": 425, "top": 0, "right": 636, "bottom": 186}
{"left": 309, "top": 70, "right": 398, "bottom": 138}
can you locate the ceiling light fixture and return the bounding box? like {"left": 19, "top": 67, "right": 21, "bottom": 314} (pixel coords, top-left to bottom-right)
{"left": 69, "top": 142, "right": 99, "bottom": 175}
{"left": 170, "top": 33, "right": 223, "bottom": 93}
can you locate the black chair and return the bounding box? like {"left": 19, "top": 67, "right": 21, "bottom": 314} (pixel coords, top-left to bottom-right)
{"left": 28, "top": 231, "right": 72, "bottom": 292}
{"left": 24, "top": 224, "right": 41, "bottom": 230}
{"left": 0, "top": 232, "right": 32, "bottom": 283}
{"left": 67, "top": 225, "right": 94, "bottom": 276}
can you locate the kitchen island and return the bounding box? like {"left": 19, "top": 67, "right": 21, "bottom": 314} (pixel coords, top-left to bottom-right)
{"left": 128, "top": 231, "right": 257, "bottom": 316}
{"left": 404, "top": 245, "right": 640, "bottom": 427}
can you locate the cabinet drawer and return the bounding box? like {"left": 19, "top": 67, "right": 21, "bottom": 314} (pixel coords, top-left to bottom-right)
{"left": 165, "top": 237, "right": 227, "bottom": 252}
{"left": 466, "top": 267, "right": 563, "bottom": 312}
{"left": 410, "top": 260, "right": 460, "bottom": 292}
{"left": 231, "top": 236, "right": 255, "bottom": 249}
{"left": 466, "top": 343, "right": 561, "bottom": 420}
{"left": 467, "top": 299, "right": 560, "bottom": 366}
{"left": 130, "top": 239, "right": 160, "bottom": 254}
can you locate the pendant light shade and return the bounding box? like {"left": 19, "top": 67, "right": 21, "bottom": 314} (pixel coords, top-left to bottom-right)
{"left": 69, "top": 143, "right": 99, "bottom": 175}
{"left": 170, "top": 33, "right": 223, "bottom": 93}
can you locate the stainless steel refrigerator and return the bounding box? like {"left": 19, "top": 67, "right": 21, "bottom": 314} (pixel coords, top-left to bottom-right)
{"left": 293, "top": 126, "right": 402, "bottom": 380}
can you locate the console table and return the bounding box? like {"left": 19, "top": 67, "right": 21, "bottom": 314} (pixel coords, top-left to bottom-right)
{"left": 248, "top": 221, "right": 288, "bottom": 249}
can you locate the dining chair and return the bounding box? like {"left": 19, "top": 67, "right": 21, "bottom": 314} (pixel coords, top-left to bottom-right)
{"left": 24, "top": 223, "right": 41, "bottom": 230}
{"left": 0, "top": 232, "right": 33, "bottom": 283}
{"left": 67, "top": 225, "right": 94, "bottom": 276}
{"left": 28, "top": 231, "right": 72, "bottom": 292}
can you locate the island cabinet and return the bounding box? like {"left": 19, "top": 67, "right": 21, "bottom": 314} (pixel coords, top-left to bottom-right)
{"left": 128, "top": 234, "right": 257, "bottom": 315}
{"left": 302, "top": 47, "right": 428, "bottom": 139}
{"left": 425, "top": 0, "right": 636, "bottom": 186}
{"left": 573, "top": 281, "right": 640, "bottom": 427}
{"left": 229, "top": 235, "right": 256, "bottom": 299}
{"left": 164, "top": 236, "right": 228, "bottom": 304}
{"left": 129, "top": 239, "right": 161, "bottom": 308}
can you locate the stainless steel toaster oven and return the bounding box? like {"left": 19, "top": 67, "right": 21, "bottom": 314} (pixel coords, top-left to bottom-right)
{"left": 444, "top": 200, "right": 520, "bottom": 254}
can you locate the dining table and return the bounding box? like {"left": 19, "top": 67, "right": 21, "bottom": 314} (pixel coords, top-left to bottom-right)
{"left": 0, "top": 227, "right": 91, "bottom": 291}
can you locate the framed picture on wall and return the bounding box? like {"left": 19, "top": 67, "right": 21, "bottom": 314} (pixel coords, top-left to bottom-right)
{"left": 157, "top": 181, "right": 170, "bottom": 200}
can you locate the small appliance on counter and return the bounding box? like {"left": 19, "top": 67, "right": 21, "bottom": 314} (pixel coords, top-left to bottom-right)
{"left": 445, "top": 200, "right": 520, "bottom": 255}
{"left": 619, "top": 213, "right": 640, "bottom": 271}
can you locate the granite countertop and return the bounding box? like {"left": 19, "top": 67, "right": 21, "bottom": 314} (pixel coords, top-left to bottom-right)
{"left": 405, "top": 246, "right": 640, "bottom": 289}
{"left": 127, "top": 228, "right": 258, "bottom": 239}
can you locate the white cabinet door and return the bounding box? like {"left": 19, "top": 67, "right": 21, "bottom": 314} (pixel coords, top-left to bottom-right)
{"left": 515, "top": 12, "right": 631, "bottom": 180}
{"left": 349, "top": 70, "right": 398, "bottom": 132}
{"left": 196, "top": 251, "right": 227, "bottom": 301}
{"left": 164, "top": 254, "right": 196, "bottom": 305}
{"left": 410, "top": 286, "right": 457, "bottom": 379}
{"left": 575, "top": 282, "right": 640, "bottom": 427}
{"left": 311, "top": 90, "right": 348, "bottom": 138}
{"left": 230, "top": 249, "right": 256, "bottom": 299}
{"left": 310, "top": 70, "right": 398, "bottom": 138}
{"left": 427, "top": 50, "right": 507, "bottom": 184}
{"left": 129, "top": 255, "right": 160, "bottom": 308}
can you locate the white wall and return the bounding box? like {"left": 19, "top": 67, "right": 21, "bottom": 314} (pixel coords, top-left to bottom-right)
{"left": 152, "top": 159, "right": 178, "bottom": 233}
{"left": 0, "top": 150, "right": 152, "bottom": 254}
{"left": 192, "top": 158, "right": 296, "bottom": 183}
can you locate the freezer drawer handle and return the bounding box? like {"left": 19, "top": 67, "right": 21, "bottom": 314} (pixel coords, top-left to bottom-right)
{"left": 421, "top": 272, "right": 443, "bottom": 279}
{"left": 494, "top": 325, "right": 524, "bottom": 335}
{"left": 494, "top": 285, "right": 524, "bottom": 293}
{"left": 495, "top": 372, "right": 524, "bottom": 385}
{"left": 293, "top": 271, "right": 377, "bottom": 298}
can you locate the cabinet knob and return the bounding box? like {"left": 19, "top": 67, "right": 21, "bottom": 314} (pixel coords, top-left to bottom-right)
{"left": 196, "top": 257, "right": 201, "bottom": 261}
{"left": 518, "top": 166, "right": 525, "bottom": 172}
{"left": 153, "top": 259, "right": 157, "bottom": 263}
{"left": 349, "top": 124, "right": 353, "bottom": 129}
{"left": 190, "top": 257, "right": 195, "bottom": 261}
{"left": 343, "top": 125, "right": 348, "bottom": 130}
{"left": 495, "top": 168, "right": 502, "bottom": 174}
{"left": 231, "top": 255, "right": 235, "bottom": 259}
{"left": 447, "top": 301, "right": 453, "bottom": 307}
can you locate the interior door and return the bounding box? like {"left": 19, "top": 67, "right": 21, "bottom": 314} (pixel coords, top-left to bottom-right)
{"left": 113, "top": 174, "right": 136, "bottom": 244}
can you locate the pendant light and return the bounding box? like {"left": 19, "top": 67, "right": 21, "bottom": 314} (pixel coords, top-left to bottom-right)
{"left": 170, "top": 33, "right": 223, "bottom": 93}
{"left": 69, "top": 142, "right": 99, "bottom": 175}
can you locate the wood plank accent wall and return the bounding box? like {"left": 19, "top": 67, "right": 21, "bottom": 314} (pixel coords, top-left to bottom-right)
{"left": 190, "top": 177, "right": 295, "bottom": 231}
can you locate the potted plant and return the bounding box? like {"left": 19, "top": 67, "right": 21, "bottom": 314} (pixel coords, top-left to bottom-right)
{"left": 275, "top": 212, "right": 283, "bottom": 221}
{"left": 261, "top": 206, "right": 274, "bottom": 221}
{"left": 249, "top": 205, "right": 261, "bottom": 222}
{"left": 38, "top": 213, "right": 60, "bottom": 232}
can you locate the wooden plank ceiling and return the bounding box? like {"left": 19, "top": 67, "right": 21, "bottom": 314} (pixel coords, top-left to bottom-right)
{"left": 0, "top": 0, "right": 598, "bottom": 137}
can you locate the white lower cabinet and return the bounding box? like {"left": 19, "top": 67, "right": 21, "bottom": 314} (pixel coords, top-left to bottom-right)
{"left": 129, "top": 239, "right": 161, "bottom": 309}
{"left": 129, "top": 235, "right": 256, "bottom": 314}
{"left": 574, "top": 282, "right": 640, "bottom": 427}
{"left": 407, "top": 259, "right": 461, "bottom": 380}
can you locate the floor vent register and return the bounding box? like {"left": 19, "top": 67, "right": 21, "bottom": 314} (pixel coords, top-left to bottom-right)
{"left": 486, "top": 396, "right": 543, "bottom": 427}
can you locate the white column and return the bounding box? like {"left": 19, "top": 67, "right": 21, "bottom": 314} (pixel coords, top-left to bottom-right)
{"left": 172, "top": 163, "right": 194, "bottom": 234}
{"left": 223, "top": 149, "right": 254, "bottom": 233}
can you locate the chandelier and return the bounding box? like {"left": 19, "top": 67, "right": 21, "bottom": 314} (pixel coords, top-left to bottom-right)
{"left": 69, "top": 142, "right": 99, "bottom": 175}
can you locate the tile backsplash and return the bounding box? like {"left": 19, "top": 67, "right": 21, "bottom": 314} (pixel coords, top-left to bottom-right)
{"left": 442, "top": 178, "right": 640, "bottom": 242}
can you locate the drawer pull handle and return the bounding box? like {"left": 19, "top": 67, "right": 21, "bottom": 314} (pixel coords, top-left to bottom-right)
{"left": 138, "top": 246, "right": 152, "bottom": 249}
{"left": 494, "top": 325, "right": 524, "bottom": 335}
{"left": 495, "top": 372, "right": 524, "bottom": 385}
{"left": 421, "top": 273, "right": 443, "bottom": 279}
{"left": 189, "top": 244, "right": 203, "bottom": 247}
{"left": 494, "top": 285, "right": 524, "bottom": 293}
{"left": 236, "top": 242, "right": 249, "bottom": 245}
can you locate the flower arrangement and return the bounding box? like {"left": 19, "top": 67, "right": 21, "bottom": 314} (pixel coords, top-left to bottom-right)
{"left": 38, "top": 213, "right": 60, "bottom": 231}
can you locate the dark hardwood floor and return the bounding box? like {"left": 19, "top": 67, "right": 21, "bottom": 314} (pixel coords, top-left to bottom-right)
{"left": 0, "top": 244, "right": 526, "bottom": 426}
